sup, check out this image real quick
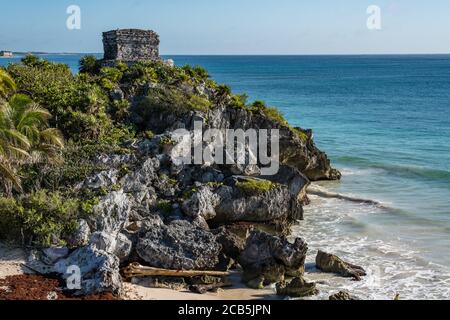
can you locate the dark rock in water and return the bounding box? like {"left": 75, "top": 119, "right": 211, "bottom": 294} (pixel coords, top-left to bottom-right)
{"left": 136, "top": 220, "right": 222, "bottom": 270}
{"left": 238, "top": 231, "right": 308, "bottom": 287}
{"left": 316, "top": 250, "right": 366, "bottom": 281}
{"left": 276, "top": 277, "right": 319, "bottom": 298}
{"left": 329, "top": 291, "right": 359, "bottom": 300}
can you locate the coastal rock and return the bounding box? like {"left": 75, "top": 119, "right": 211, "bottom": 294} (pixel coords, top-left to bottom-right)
{"left": 238, "top": 231, "right": 308, "bottom": 286}
{"left": 316, "top": 250, "right": 366, "bottom": 281}
{"left": 261, "top": 165, "right": 310, "bottom": 204}
{"left": 329, "top": 291, "right": 359, "bottom": 300}
{"left": 213, "top": 227, "right": 246, "bottom": 260}
{"left": 131, "top": 93, "right": 340, "bottom": 182}
{"left": 89, "top": 232, "right": 132, "bottom": 263}
{"left": 41, "top": 247, "right": 70, "bottom": 265}
{"left": 136, "top": 220, "right": 222, "bottom": 270}
{"left": 120, "top": 157, "right": 160, "bottom": 193}
{"left": 66, "top": 219, "right": 91, "bottom": 248}
{"left": 89, "top": 190, "right": 133, "bottom": 234}
{"left": 213, "top": 180, "right": 303, "bottom": 224}
{"left": 54, "top": 245, "right": 122, "bottom": 296}
{"left": 276, "top": 277, "right": 319, "bottom": 298}
{"left": 182, "top": 185, "right": 220, "bottom": 220}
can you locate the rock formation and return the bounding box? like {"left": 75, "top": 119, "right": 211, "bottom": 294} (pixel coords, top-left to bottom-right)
{"left": 22, "top": 30, "right": 343, "bottom": 297}
{"left": 238, "top": 231, "right": 308, "bottom": 288}
{"left": 316, "top": 250, "right": 366, "bottom": 281}
{"left": 276, "top": 277, "right": 319, "bottom": 298}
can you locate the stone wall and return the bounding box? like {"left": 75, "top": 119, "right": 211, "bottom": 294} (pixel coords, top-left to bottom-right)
{"left": 102, "top": 29, "right": 160, "bottom": 63}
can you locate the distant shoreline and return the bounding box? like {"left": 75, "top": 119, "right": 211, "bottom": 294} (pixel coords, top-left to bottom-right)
{"left": 2, "top": 52, "right": 450, "bottom": 57}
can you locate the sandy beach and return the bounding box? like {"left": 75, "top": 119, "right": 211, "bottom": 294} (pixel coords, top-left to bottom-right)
{"left": 0, "top": 242, "right": 27, "bottom": 280}
{"left": 1, "top": 242, "right": 275, "bottom": 300}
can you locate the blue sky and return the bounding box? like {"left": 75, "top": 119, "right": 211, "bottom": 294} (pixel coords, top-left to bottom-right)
{"left": 1, "top": 0, "right": 449, "bottom": 54}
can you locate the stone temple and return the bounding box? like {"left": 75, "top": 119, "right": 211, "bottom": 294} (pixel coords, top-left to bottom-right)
{"left": 102, "top": 29, "right": 160, "bottom": 65}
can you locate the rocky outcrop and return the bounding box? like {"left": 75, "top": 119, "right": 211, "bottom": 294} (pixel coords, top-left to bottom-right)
{"left": 136, "top": 220, "right": 222, "bottom": 270}
{"left": 276, "top": 277, "right": 318, "bottom": 298}
{"left": 329, "top": 291, "right": 359, "bottom": 300}
{"left": 213, "top": 180, "right": 304, "bottom": 224}
{"left": 131, "top": 86, "right": 340, "bottom": 182}
{"left": 238, "top": 231, "right": 308, "bottom": 288}
{"left": 316, "top": 251, "right": 366, "bottom": 281}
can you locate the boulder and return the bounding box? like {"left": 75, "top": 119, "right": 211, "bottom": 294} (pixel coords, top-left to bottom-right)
{"left": 316, "top": 251, "right": 366, "bottom": 281}
{"left": 329, "top": 291, "right": 359, "bottom": 300}
{"left": 89, "top": 232, "right": 132, "bottom": 263}
{"left": 89, "top": 190, "right": 133, "bottom": 235}
{"left": 261, "top": 165, "right": 310, "bottom": 204}
{"left": 54, "top": 245, "right": 122, "bottom": 296}
{"left": 276, "top": 277, "right": 319, "bottom": 298}
{"left": 214, "top": 182, "right": 303, "bottom": 224}
{"left": 182, "top": 185, "right": 221, "bottom": 220}
{"left": 41, "top": 247, "right": 70, "bottom": 265}
{"left": 213, "top": 227, "right": 246, "bottom": 260}
{"left": 238, "top": 231, "right": 308, "bottom": 286}
{"left": 136, "top": 220, "right": 222, "bottom": 270}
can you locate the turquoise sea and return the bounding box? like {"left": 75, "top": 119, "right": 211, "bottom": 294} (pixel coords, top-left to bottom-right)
{"left": 2, "top": 54, "right": 449, "bottom": 299}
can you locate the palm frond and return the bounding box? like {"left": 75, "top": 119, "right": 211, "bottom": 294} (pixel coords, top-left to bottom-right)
{"left": 0, "top": 69, "right": 17, "bottom": 98}
{"left": 0, "top": 161, "right": 22, "bottom": 192}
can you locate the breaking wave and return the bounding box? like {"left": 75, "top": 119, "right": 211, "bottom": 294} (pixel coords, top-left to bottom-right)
{"left": 336, "top": 156, "right": 450, "bottom": 183}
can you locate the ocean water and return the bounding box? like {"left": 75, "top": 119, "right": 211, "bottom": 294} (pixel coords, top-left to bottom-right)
{"left": 2, "top": 54, "right": 449, "bottom": 299}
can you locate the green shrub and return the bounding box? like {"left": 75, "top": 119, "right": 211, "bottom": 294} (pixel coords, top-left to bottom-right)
{"left": 79, "top": 55, "right": 101, "bottom": 75}
{"left": 135, "top": 87, "right": 212, "bottom": 120}
{"left": 182, "top": 65, "right": 210, "bottom": 81}
{"left": 100, "top": 67, "right": 123, "bottom": 90}
{"left": 0, "top": 191, "right": 83, "bottom": 247}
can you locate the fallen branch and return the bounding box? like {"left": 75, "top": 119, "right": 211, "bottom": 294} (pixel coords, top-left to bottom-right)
{"left": 122, "top": 263, "right": 230, "bottom": 279}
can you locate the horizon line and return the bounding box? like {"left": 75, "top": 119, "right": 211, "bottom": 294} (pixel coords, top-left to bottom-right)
{"left": 5, "top": 52, "right": 450, "bottom": 57}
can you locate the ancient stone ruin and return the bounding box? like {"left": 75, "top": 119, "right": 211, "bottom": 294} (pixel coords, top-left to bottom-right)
{"left": 102, "top": 29, "right": 160, "bottom": 65}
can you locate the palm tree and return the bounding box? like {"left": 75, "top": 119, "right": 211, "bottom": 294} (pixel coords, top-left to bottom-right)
{"left": 0, "top": 69, "right": 16, "bottom": 98}
{"left": 0, "top": 72, "right": 64, "bottom": 196}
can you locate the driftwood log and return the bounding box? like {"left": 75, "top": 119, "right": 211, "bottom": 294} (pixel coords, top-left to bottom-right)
{"left": 122, "top": 263, "right": 230, "bottom": 279}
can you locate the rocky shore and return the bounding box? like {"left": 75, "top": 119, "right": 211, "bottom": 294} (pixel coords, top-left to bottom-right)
{"left": 13, "top": 65, "right": 368, "bottom": 300}
{"left": 0, "top": 44, "right": 368, "bottom": 300}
